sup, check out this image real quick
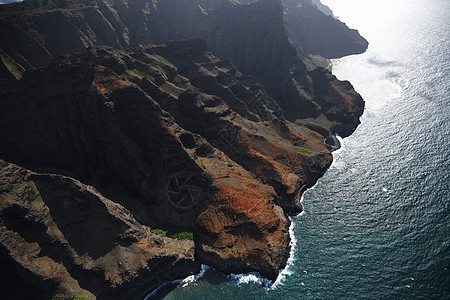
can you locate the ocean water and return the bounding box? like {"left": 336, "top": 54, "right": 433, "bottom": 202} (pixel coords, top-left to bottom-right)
{"left": 149, "top": 0, "right": 450, "bottom": 299}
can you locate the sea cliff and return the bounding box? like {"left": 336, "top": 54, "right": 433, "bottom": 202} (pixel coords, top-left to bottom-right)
{"left": 0, "top": 0, "right": 366, "bottom": 299}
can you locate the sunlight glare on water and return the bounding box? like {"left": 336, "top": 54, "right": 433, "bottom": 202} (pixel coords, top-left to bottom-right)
{"left": 151, "top": 1, "right": 450, "bottom": 299}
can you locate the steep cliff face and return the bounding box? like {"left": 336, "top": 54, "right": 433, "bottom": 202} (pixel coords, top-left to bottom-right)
{"left": 310, "top": 0, "right": 333, "bottom": 16}
{"left": 0, "top": 0, "right": 367, "bottom": 298}
{"left": 0, "top": 0, "right": 365, "bottom": 136}
{"left": 282, "top": 0, "right": 368, "bottom": 58}
{"left": 236, "top": 0, "right": 363, "bottom": 57}
{"left": 0, "top": 159, "right": 198, "bottom": 300}
{"left": 0, "top": 39, "right": 340, "bottom": 297}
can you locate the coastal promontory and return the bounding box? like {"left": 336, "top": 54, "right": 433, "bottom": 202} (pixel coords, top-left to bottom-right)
{"left": 0, "top": 0, "right": 366, "bottom": 299}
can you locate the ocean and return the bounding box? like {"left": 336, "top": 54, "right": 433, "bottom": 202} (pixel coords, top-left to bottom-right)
{"left": 149, "top": 0, "right": 450, "bottom": 298}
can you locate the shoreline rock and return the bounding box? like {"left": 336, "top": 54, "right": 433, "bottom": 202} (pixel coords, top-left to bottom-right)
{"left": 0, "top": 0, "right": 367, "bottom": 298}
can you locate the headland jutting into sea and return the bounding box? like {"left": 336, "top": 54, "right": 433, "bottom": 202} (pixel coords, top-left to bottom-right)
{"left": 0, "top": 0, "right": 367, "bottom": 299}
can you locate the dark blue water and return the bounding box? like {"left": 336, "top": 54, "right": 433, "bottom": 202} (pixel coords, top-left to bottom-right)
{"left": 151, "top": 0, "right": 450, "bottom": 299}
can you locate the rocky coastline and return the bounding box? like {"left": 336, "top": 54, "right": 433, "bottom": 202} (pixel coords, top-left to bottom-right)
{"left": 0, "top": 0, "right": 367, "bottom": 299}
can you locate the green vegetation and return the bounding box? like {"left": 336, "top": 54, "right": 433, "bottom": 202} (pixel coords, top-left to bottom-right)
{"left": 24, "top": 241, "right": 39, "bottom": 253}
{"left": 151, "top": 229, "right": 167, "bottom": 236}
{"left": 296, "top": 146, "right": 313, "bottom": 154}
{"left": 127, "top": 68, "right": 147, "bottom": 79}
{"left": 151, "top": 226, "right": 194, "bottom": 240}
{"left": 172, "top": 231, "right": 194, "bottom": 240}
{"left": 28, "top": 180, "right": 45, "bottom": 206}
{"left": 31, "top": 195, "right": 44, "bottom": 206}
{"left": 160, "top": 81, "right": 185, "bottom": 97}
{"left": 72, "top": 296, "right": 88, "bottom": 300}
{"left": 303, "top": 54, "right": 332, "bottom": 71}
{"left": 24, "top": 171, "right": 32, "bottom": 180}
{"left": 29, "top": 180, "right": 39, "bottom": 193}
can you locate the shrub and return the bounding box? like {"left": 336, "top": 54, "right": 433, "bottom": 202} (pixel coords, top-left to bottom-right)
{"left": 296, "top": 146, "right": 313, "bottom": 154}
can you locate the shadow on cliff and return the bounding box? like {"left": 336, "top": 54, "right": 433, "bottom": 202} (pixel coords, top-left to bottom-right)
{"left": 32, "top": 174, "right": 135, "bottom": 260}
{"left": 0, "top": 244, "right": 42, "bottom": 300}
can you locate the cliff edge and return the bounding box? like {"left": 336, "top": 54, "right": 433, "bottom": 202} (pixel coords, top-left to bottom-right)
{"left": 0, "top": 0, "right": 366, "bottom": 298}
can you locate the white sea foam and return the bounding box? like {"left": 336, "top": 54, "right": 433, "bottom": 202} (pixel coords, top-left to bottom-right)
{"left": 180, "top": 264, "right": 210, "bottom": 287}
{"left": 143, "top": 279, "right": 182, "bottom": 300}
{"left": 227, "top": 272, "right": 272, "bottom": 287}
{"left": 329, "top": 136, "right": 346, "bottom": 170}
{"left": 226, "top": 217, "right": 298, "bottom": 290}
{"left": 180, "top": 275, "right": 195, "bottom": 287}
{"left": 299, "top": 191, "right": 307, "bottom": 216}
{"left": 270, "top": 135, "right": 348, "bottom": 290}
{"left": 391, "top": 81, "right": 403, "bottom": 99}
{"left": 147, "top": 158, "right": 332, "bottom": 296}
{"left": 271, "top": 217, "right": 297, "bottom": 289}
{"left": 144, "top": 265, "right": 210, "bottom": 299}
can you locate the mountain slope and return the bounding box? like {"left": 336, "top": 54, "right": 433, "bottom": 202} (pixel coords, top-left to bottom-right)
{"left": 0, "top": 0, "right": 365, "bottom": 136}
{"left": 0, "top": 39, "right": 342, "bottom": 298}
{"left": 0, "top": 1, "right": 367, "bottom": 298}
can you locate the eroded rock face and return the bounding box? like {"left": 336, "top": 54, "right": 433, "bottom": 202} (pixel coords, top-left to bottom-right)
{"left": 0, "top": 40, "right": 340, "bottom": 297}
{"left": 0, "top": 0, "right": 367, "bottom": 298}
{"left": 0, "top": 0, "right": 365, "bottom": 136}
{"left": 310, "top": 0, "right": 333, "bottom": 16}
{"left": 0, "top": 159, "right": 198, "bottom": 300}
{"left": 282, "top": 0, "right": 368, "bottom": 58}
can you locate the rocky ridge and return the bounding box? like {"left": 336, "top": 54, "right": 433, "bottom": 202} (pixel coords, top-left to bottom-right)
{"left": 282, "top": 0, "right": 368, "bottom": 58}
{"left": 0, "top": 0, "right": 365, "bottom": 134}
{"left": 0, "top": 39, "right": 336, "bottom": 299}
{"left": 0, "top": 159, "right": 198, "bottom": 300}
{"left": 0, "top": 0, "right": 367, "bottom": 299}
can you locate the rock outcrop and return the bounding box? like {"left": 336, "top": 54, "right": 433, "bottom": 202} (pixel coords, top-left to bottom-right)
{"left": 310, "top": 0, "right": 333, "bottom": 16}
{"left": 0, "top": 0, "right": 367, "bottom": 66}
{"left": 0, "top": 0, "right": 367, "bottom": 298}
{"left": 0, "top": 159, "right": 198, "bottom": 300}
{"left": 1, "top": 0, "right": 362, "bottom": 72}
{"left": 0, "top": 0, "right": 365, "bottom": 134}
{"left": 0, "top": 39, "right": 340, "bottom": 298}
{"left": 282, "top": 0, "right": 368, "bottom": 58}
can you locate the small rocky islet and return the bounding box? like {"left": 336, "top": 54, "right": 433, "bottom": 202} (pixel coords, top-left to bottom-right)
{"left": 0, "top": 0, "right": 367, "bottom": 299}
